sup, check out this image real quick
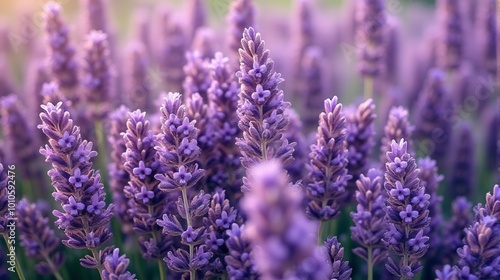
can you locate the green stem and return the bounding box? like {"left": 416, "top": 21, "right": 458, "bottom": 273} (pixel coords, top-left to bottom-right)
{"left": 364, "top": 77, "right": 374, "bottom": 99}
{"left": 158, "top": 259, "right": 166, "bottom": 280}
{"left": 3, "top": 234, "right": 26, "bottom": 280}
{"left": 181, "top": 189, "right": 195, "bottom": 280}
{"left": 367, "top": 246, "right": 373, "bottom": 280}
{"left": 94, "top": 120, "right": 109, "bottom": 186}
{"left": 90, "top": 247, "right": 104, "bottom": 278}
{"left": 317, "top": 221, "right": 324, "bottom": 245}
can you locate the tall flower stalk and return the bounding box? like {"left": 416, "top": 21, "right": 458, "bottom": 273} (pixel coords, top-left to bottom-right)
{"left": 384, "top": 139, "right": 430, "bottom": 279}
{"left": 227, "top": 0, "right": 255, "bottom": 67}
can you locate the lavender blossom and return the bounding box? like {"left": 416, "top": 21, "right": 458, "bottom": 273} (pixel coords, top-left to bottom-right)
{"left": 38, "top": 102, "right": 113, "bottom": 272}
{"left": 154, "top": 92, "right": 211, "bottom": 278}
{"left": 227, "top": 0, "right": 256, "bottom": 66}
{"left": 183, "top": 51, "right": 211, "bottom": 102}
{"left": 122, "top": 110, "right": 173, "bottom": 260}
{"left": 414, "top": 69, "right": 452, "bottom": 164}
{"left": 437, "top": 0, "right": 464, "bottom": 70}
{"left": 442, "top": 197, "right": 473, "bottom": 265}
{"left": 17, "top": 199, "right": 65, "bottom": 276}
{"left": 160, "top": 20, "right": 187, "bottom": 92}
{"left": 448, "top": 121, "right": 476, "bottom": 199}
{"left": 380, "top": 106, "right": 413, "bottom": 165}
{"left": 350, "top": 169, "right": 387, "bottom": 276}
{"left": 346, "top": 99, "right": 376, "bottom": 191}
{"left": 107, "top": 106, "right": 134, "bottom": 233}
{"left": 384, "top": 139, "right": 430, "bottom": 279}
{"left": 186, "top": 0, "right": 206, "bottom": 42}
{"left": 384, "top": 16, "right": 401, "bottom": 85}
{"left": 291, "top": 0, "right": 315, "bottom": 81}
{"left": 102, "top": 248, "right": 136, "bottom": 280}
{"left": 124, "top": 42, "right": 153, "bottom": 113}
{"left": 26, "top": 60, "right": 50, "bottom": 121}
{"left": 325, "top": 236, "right": 353, "bottom": 280}
{"left": 476, "top": 0, "right": 497, "bottom": 76}
{"left": 241, "top": 159, "right": 320, "bottom": 279}
{"left": 186, "top": 92, "right": 217, "bottom": 166}
{"left": 356, "top": 0, "right": 386, "bottom": 77}
{"left": 206, "top": 52, "right": 242, "bottom": 197}
{"left": 306, "top": 96, "right": 351, "bottom": 221}
{"left": 435, "top": 265, "right": 457, "bottom": 280}
{"left": 283, "top": 108, "right": 307, "bottom": 183}
{"left": 42, "top": 2, "right": 79, "bottom": 98}
{"left": 82, "top": 30, "right": 113, "bottom": 119}
{"left": 225, "top": 223, "right": 258, "bottom": 279}
{"left": 236, "top": 27, "right": 295, "bottom": 173}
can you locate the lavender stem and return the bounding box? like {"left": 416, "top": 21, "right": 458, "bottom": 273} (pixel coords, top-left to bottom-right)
{"left": 367, "top": 246, "right": 373, "bottom": 280}
{"left": 2, "top": 233, "right": 26, "bottom": 280}
{"left": 364, "top": 77, "right": 373, "bottom": 99}
{"left": 181, "top": 188, "right": 195, "bottom": 280}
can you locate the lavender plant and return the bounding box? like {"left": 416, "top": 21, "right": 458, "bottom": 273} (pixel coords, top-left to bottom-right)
{"left": 183, "top": 51, "right": 211, "bottom": 102}
{"left": 384, "top": 139, "right": 430, "bottom": 279}
{"left": 350, "top": 168, "right": 387, "bottom": 280}
{"left": 17, "top": 199, "right": 65, "bottom": 279}
{"left": 80, "top": 0, "right": 109, "bottom": 35}
{"left": 225, "top": 223, "right": 258, "bottom": 279}
{"left": 101, "top": 248, "right": 136, "bottom": 280}
{"left": 227, "top": 0, "right": 256, "bottom": 66}
{"left": 448, "top": 122, "right": 476, "bottom": 199}
{"left": 186, "top": 0, "right": 206, "bottom": 43}
{"left": 325, "top": 236, "right": 353, "bottom": 280}
{"left": 160, "top": 20, "right": 187, "bottom": 92}
{"left": 306, "top": 96, "right": 351, "bottom": 225}
{"left": 436, "top": 0, "right": 464, "bottom": 71}
{"left": 154, "top": 92, "right": 211, "bottom": 279}
{"left": 380, "top": 106, "right": 414, "bottom": 164}
{"left": 124, "top": 42, "right": 153, "bottom": 113}
{"left": 236, "top": 27, "right": 295, "bottom": 174}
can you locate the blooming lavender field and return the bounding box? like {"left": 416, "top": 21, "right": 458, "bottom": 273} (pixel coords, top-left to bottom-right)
{"left": 0, "top": 0, "right": 498, "bottom": 279}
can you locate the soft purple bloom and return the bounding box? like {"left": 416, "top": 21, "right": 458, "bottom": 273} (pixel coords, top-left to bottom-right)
{"left": 283, "top": 108, "right": 307, "bottom": 183}
{"left": 226, "top": 0, "right": 255, "bottom": 66}
{"left": 81, "top": 0, "right": 109, "bottom": 34}
{"left": 124, "top": 42, "right": 153, "bottom": 112}
{"left": 391, "top": 181, "right": 410, "bottom": 201}
{"left": 186, "top": 0, "right": 206, "bottom": 42}
{"left": 381, "top": 106, "right": 414, "bottom": 164}
{"left": 159, "top": 18, "right": 187, "bottom": 92}
{"left": 102, "top": 248, "right": 136, "bottom": 280}
{"left": 449, "top": 121, "right": 476, "bottom": 199}
{"left": 437, "top": 0, "right": 464, "bottom": 70}
{"left": 68, "top": 168, "right": 88, "bottom": 188}
{"left": 325, "top": 237, "right": 352, "bottom": 280}
{"left": 183, "top": 51, "right": 211, "bottom": 101}
{"left": 307, "top": 96, "right": 351, "bottom": 221}
{"left": 192, "top": 27, "right": 215, "bottom": 60}
{"left": 225, "top": 223, "right": 258, "bottom": 279}
{"left": 476, "top": 0, "right": 496, "bottom": 76}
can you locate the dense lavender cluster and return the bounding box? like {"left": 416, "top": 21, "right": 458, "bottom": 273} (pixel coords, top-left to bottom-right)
{"left": 0, "top": 0, "right": 497, "bottom": 279}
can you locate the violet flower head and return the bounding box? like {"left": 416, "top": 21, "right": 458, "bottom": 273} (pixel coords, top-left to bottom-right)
{"left": 241, "top": 159, "right": 320, "bottom": 279}
{"left": 291, "top": 0, "right": 315, "bottom": 79}
{"left": 183, "top": 51, "right": 211, "bottom": 102}
{"left": 307, "top": 96, "right": 351, "bottom": 221}
{"left": 17, "top": 199, "right": 65, "bottom": 275}
{"left": 42, "top": 2, "right": 79, "bottom": 95}
{"left": 38, "top": 102, "right": 113, "bottom": 270}
{"left": 80, "top": 0, "right": 109, "bottom": 34}
{"left": 325, "top": 236, "right": 353, "bottom": 280}
{"left": 476, "top": 0, "right": 497, "bottom": 76}
{"left": 414, "top": 68, "right": 452, "bottom": 164}
{"left": 298, "top": 46, "right": 325, "bottom": 130}
{"left": 224, "top": 223, "right": 258, "bottom": 279}
{"left": 381, "top": 106, "right": 414, "bottom": 165}
{"left": 236, "top": 27, "right": 295, "bottom": 173}
{"left": 449, "top": 121, "right": 476, "bottom": 199}
{"left": 435, "top": 265, "right": 457, "bottom": 280}
{"left": 186, "top": 0, "right": 206, "bottom": 42}
{"left": 346, "top": 99, "right": 376, "bottom": 191}
{"left": 443, "top": 197, "right": 473, "bottom": 265}
{"left": 227, "top": 0, "right": 256, "bottom": 66}
{"left": 186, "top": 92, "right": 216, "bottom": 156}
{"left": 102, "top": 248, "right": 136, "bottom": 280}
{"left": 350, "top": 168, "right": 388, "bottom": 266}
{"left": 283, "top": 108, "right": 307, "bottom": 183}
{"left": 122, "top": 109, "right": 173, "bottom": 259}
{"left": 356, "top": 0, "right": 386, "bottom": 77}
{"left": 125, "top": 42, "right": 153, "bottom": 113}
{"left": 384, "top": 139, "right": 430, "bottom": 279}
{"left": 437, "top": 0, "right": 464, "bottom": 70}
{"left": 82, "top": 30, "right": 113, "bottom": 119}
{"left": 160, "top": 19, "right": 187, "bottom": 92}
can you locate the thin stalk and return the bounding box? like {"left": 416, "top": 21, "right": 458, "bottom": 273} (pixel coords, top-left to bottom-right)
{"left": 181, "top": 189, "right": 195, "bottom": 280}
{"left": 157, "top": 259, "right": 166, "bottom": 280}
{"left": 41, "top": 251, "right": 64, "bottom": 280}
{"left": 3, "top": 234, "right": 26, "bottom": 280}
{"left": 94, "top": 120, "right": 109, "bottom": 187}
{"left": 364, "top": 77, "right": 374, "bottom": 99}
{"left": 317, "top": 221, "right": 324, "bottom": 245}
{"left": 367, "top": 246, "right": 373, "bottom": 280}
{"left": 90, "top": 247, "right": 104, "bottom": 277}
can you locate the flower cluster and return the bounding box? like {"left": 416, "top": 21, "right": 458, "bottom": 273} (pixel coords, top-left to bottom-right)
{"left": 306, "top": 96, "right": 351, "bottom": 221}
{"left": 101, "top": 248, "right": 136, "bottom": 280}
{"left": 449, "top": 122, "right": 475, "bottom": 199}
{"left": 325, "top": 236, "right": 352, "bottom": 280}
{"left": 226, "top": 0, "right": 255, "bottom": 66}
{"left": 183, "top": 51, "right": 211, "bottom": 101}
{"left": 436, "top": 0, "right": 463, "bottom": 70}
{"left": 224, "top": 223, "right": 258, "bottom": 279}
{"left": 380, "top": 106, "right": 414, "bottom": 164}
{"left": 383, "top": 139, "right": 430, "bottom": 279}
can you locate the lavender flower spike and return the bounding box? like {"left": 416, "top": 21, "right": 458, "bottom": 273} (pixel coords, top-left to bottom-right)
{"left": 236, "top": 27, "right": 295, "bottom": 173}
{"left": 82, "top": 30, "right": 113, "bottom": 119}
{"left": 102, "top": 248, "right": 136, "bottom": 280}
{"left": 38, "top": 102, "right": 113, "bottom": 272}
{"left": 186, "top": 0, "right": 206, "bottom": 42}
{"left": 242, "top": 159, "right": 327, "bottom": 279}
{"left": 380, "top": 106, "right": 414, "bottom": 165}
{"left": 437, "top": 0, "right": 464, "bottom": 70}
{"left": 350, "top": 169, "right": 387, "bottom": 277}
{"left": 224, "top": 223, "right": 258, "bottom": 279}
{"left": 17, "top": 199, "right": 65, "bottom": 276}
{"left": 42, "top": 2, "right": 79, "bottom": 98}
{"left": 124, "top": 42, "right": 153, "bottom": 113}
{"left": 183, "top": 51, "right": 211, "bottom": 102}
{"left": 325, "top": 236, "right": 353, "bottom": 280}
{"left": 227, "top": 0, "right": 255, "bottom": 66}
{"left": 476, "top": 0, "right": 497, "bottom": 76}
{"left": 81, "top": 0, "right": 109, "bottom": 34}
{"left": 307, "top": 96, "right": 351, "bottom": 221}
{"left": 448, "top": 121, "right": 475, "bottom": 199}
{"left": 384, "top": 139, "right": 430, "bottom": 279}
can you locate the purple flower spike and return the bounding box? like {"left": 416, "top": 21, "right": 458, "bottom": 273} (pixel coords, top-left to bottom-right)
{"left": 325, "top": 237, "right": 352, "bottom": 280}
{"left": 283, "top": 108, "right": 308, "bottom": 183}
{"left": 242, "top": 160, "right": 327, "bottom": 279}
{"left": 236, "top": 27, "right": 295, "bottom": 176}
{"left": 350, "top": 168, "right": 388, "bottom": 274}
{"left": 291, "top": 0, "right": 315, "bottom": 81}
{"left": 102, "top": 248, "right": 136, "bottom": 280}
{"left": 82, "top": 30, "right": 113, "bottom": 119}
{"left": 17, "top": 199, "right": 65, "bottom": 275}
{"left": 307, "top": 96, "right": 351, "bottom": 221}
{"left": 227, "top": 0, "right": 255, "bottom": 67}
{"left": 81, "top": 0, "right": 109, "bottom": 34}
{"left": 42, "top": 2, "right": 79, "bottom": 98}
{"left": 183, "top": 51, "right": 211, "bottom": 102}
{"left": 381, "top": 106, "right": 414, "bottom": 165}
{"left": 476, "top": 0, "right": 497, "bottom": 76}
{"left": 437, "top": 0, "right": 464, "bottom": 70}
{"left": 356, "top": 0, "right": 387, "bottom": 77}
{"left": 124, "top": 42, "right": 153, "bottom": 113}
{"left": 160, "top": 19, "right": 187, "bottom": 92}
{"left": 186, "top": 0, "right": 206, "bottom": 42}
{"left": 449, "top": 121, "right": 476, "bottom": 199}
{"left": 122, "top": 109, "right": 173, "bottom": 260}
{"left": 38, "top": 102, "right": 114, "bottom": 271}
{"left": 384, "top": 139, "right": 430, "bottom": 279}
{"left": 225, "top": 223, "right": 258, "bottom": 279}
